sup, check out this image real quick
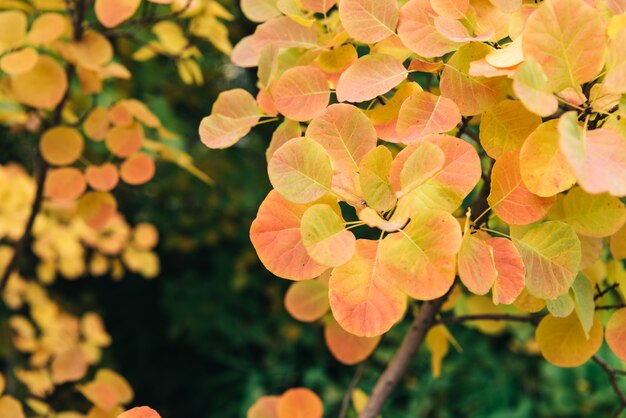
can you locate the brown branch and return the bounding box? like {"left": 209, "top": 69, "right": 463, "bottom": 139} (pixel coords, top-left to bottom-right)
{"left": 595, "top": 283, "right": 620, "bottom": 301}
{"left": 437, "top": 313, "right": 543, "bottom": 326}
{"left": 358, "top": 296, "right": 448, "bottom": 418}
{"left": 596, "top": 304, "right": 626, "bottom": 311}
{"left": 592, "top": 355, "right": 626, "bottom": 418}
{"left": 338, "top": 362, "right": 366, "bottom": 418}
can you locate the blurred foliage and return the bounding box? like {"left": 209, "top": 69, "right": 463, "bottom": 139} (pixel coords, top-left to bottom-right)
{"left": 1, "top": 3, "right": 624, "bottom": 418}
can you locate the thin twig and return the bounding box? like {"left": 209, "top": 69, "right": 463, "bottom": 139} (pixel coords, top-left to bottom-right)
{"left": 592, "top": 355, "right": 626, "bottom": 418}
{"left": 359, "top": 297, "right": 448, "bottom": 418}
{"left": 338, "top": 362, "right": 366, "bottom": 418}
{"left": 595, "top": 283, "right": 620, "bottom": 301}
{"left": 437, "top": 313, "right": 544, "bottom": 326}
{"left": 596, "top": 304, "right": 626, "bottom": 311}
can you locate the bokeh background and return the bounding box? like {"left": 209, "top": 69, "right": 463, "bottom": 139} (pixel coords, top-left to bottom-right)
{"left": 1, "top": 3, "right": 623, "bottom": 417}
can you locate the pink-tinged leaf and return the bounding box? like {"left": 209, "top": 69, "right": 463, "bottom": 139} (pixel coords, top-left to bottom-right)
{"left": 250, "top": 190, "right": 327, "bottom": 280}
{"left": 487, "top": 152, "right": 555, "bottom": 225}
{"left": 431, "top": 0, "right": 469, "bottom": 19}
{"left": 199, "top": 89, "right": 262, "bottom": 149}
{"left": 512, "top": 57, "right": 559, "bottom": 117}
{"left": 367, "top": 83, "right": 422, "bottom": 142}
{"left": 266, "top": 120, "right": 301, "bottom": 162}
{"left": 381, "top": 210, "right": 462, "bottom": 300}
{"left": 274, "top": 66, "right": 330, "bottom": 121}
{"left": 359, "top": 147, "right": 397, "bottom": 212}
{"left": 390, "top": 135, "right": 481, "bottom": 212}
{"left": 559, "top": 113, "right": 626, "bottom": 197}
{"left": 284, "top": 279, "right": 330, "bottom": 322}
{"left": 301, "top": 204, "right": 356, "bottom": 267}
{"left": 396, "top": 91, "right": 461, "bottom": 142}
{"left": 397, "top": 142, "right": 445, "bottom": 198}
{"left": 487, "top": 237, "right": 525, "bottom": 305}
{"left": 306, "top": 104, "right": 377, "bottom": 173}
{"left": 301, "top": 0, "right": 336, "bottom": 13}
{"left": 268, "top": 137, "right": 332, "bottom": 204}
{"left": 520, "top": 120, "right": 576, "bottom": 197}
{"left": 247, "top": 396, "right": 279, "bottom": 418}
{"left": 458, "top": 232, "right": 497, "bottom": 295}
{"left": 480, "top": 100, "right": 542, "bottom": 160}
{"left": 408, "top": 58, "right": 445, "bottom": 73}
{"left": 488, "top": 0, "right": 521, "bottom": 13}
{"left": 95, "top": 0, "right": 140, "bottom": 28}
{"left": 118, "top": 407, "right": 161, "bottom": 418}
{"left": 606, "top": 308, "right": 626, "bottom": 362}
{"left": 277, "top": 388, "right": 323, "bottom": 418}
{"left": 231, "top": 36, "right": 260, "bottom": 68}
{"left": 440, "top": 43, "right": 509, "bottom": 116}
{"left": 338, "top": 0, "right": 399, "bottom": 44}
{"left": 241, "top": 0, "right": 281, "bottom": 23}
{"left": 434, "top": 16, "right": 495, "bottom": 42}
{"left": 512, "top": 221, "right": 581, "bottom": 299}
{"left": 398, "top": 0, "right": 461, "bottom": 58}
{"left": 251, "top": 16, "right": 318, "bottom": 51}
{"left": 336, "top": 54, "right": 407, "bottom": 103}
{"left": 329, "top": 239, "right": 407, "bottom": 337}
{"left": 325, "top": 317, "right": 381, "bottom": 365}
{"left": 522, "top": 0, "right": 606, "bottom": 92}
{"left": 468, "top": 59, "right": 517, "bottom": 78}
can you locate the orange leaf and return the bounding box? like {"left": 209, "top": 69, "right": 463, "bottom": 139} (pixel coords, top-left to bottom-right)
{"left": 95, "top": 0, "right": 141, "bottom": 28}
{"left": 336, "top": 54, "right": 407, "bottom": 103}
{"left": 398, "top": 0, "right": 460, "bottom": 58}
{"left": 284, "top": 279, "right": 330, "bottom": 322}
{"left": 396, "top": 91, "right": 461, "bottom": 142}
{"left": 44, "top": 167, "right": 87, "bottom": 202}
{"left": 487, "top": 237, "right": 525, "bottom": 305}
{"left": 247, "top": 396, "right": 279, "bottom": 418}
{"left": 40, "top": 126, "right": 84, "bottom": 166}
{"left": 338, "top": 0, "right": 399, "bottom": 44}
{"left": 274, "top": 66, "right": 330, "bottom": 121}
{"left": 458, "top": 232, "right": 497, "bottom": 295}
{"left": 117, "top": 406, "right": 161, "bottom": 418}
{"left": 277, "top": 388, "right": 323, "bottom": 418}
{"left": 324, "top": 317, "right": 380, "bottom": 365}
{"left": 120, "top": 153, "right": 155, "bottom": 186}
{"left": 10, "top": 56, "right": 67, "bottom": 110}
{"left": 605, "top": 308, "right": 626, "bottom": 362}
{"left": 86, "top": 164, "right": 120, "bottom": 192}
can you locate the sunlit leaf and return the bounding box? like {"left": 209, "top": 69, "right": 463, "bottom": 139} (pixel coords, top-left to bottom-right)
{"left": 120, "top": 153, "right": 155, "bottom": 186}
{"left": 546, "top": 293, "right": 575, "bottom": 318}
{"left": 251, "top": 16, "right": 318, "bottom": 51}
{"left": 336, "top": 54, "right": 407, "bottom": 103}
{"left": 487, "top": 237, "right": 525, "bottom": 305}
{"left": 44, "top": 167, "right": 87, "bottom": 201}
{"left": 536, "top": 313, "right": 603, "bottom": 367}
{"left": 95, "top": 0, "right": 140, "bottom": 28}
{"left": 0, "top": 47, "right": 38, "bottom": 75}
{"left": 560, "top": 187, "right": 626, "bottom": 237}
{"left": 512, "top": 221, "right": 581, "bottom": 299}
{"left": 398, "top": 0, "right": 460, "bottom": 58}
{"left": 488, "top": 152, "right": 555, "bottom": 225}
{"left": 606, "top": 308, "right": 626, "bottom": 362}
{"left": 277, "top": 388, "right": 323, "bottom": 418}
{"left": 338, "top": 0, "right": 398, "bottom": 44}
{"left": 106, "top": 122, "right": 144, "bottom": 158}
{"left": 381, "top": 210, "right": 462, "bottom": 300}
{"left": 241, "top": 0, "right": 281, "bottom": 23}
{"left": 458, "top": 231, "right": 497, "bottom": 295}
{"left": 329, "top": 239, "right": 406, "bottom": 337}
{"left": 301, "top": 204, "right": 355, "bottom": 267}
{"left": 324, "top": 317, "right": 380, "bottom": 365}
{"left": 27, "top": 13, "right": 67, "bottom": 45}
{"left": 86, "top": 163, "right": 120, "bottom": 192}
{"left": 604, "top": 28, "right": 626, "bottom": 94}
{"left": 359, "top": 146, "right": 396, "bottom": 212}
{"left": 0, "top": 11, "right": 27, "bottom": 52}
{"left": 398, "top": 141, "right": 445, "bottom": 198}
{"left": 117, "top": 407, "right": 161, "bottom": 418}
{"left": 284, "top": 279, "right": 329, "bottom": 322}
{"left": 39, "top": 126, "right": 84, "bottom": 166}
{"left": 396, "top": 91, "right": 461, "bottom": 142}
{"left": 274, "top": 66, "right": 330, "bottom": 121}
{"left": 512, "top": 57, "right": 559, "bottom": 117}
{"left": 522, "top": 0, "right": 606, "bottom": 92}
{"left": 367, "top": 82, "right": 422, "bottom": 142}
{"left": 10, "top": 56, "right": 67, "bottom": 109}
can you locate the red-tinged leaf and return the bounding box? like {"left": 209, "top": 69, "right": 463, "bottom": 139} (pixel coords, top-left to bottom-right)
{"left": 458, "top": 232, "right": 497, "bottom": 295}
{"left": 44, "top": 167, "right": 87, "bottom": 202}
{"left": 408, "top": 58, "right": 445, "bottom": 73}
{"left": 487, "top": 152, "right": 555, "bottom": 225}
{"left": 512, "top": 58, "right": 559, "bottom": 117}
{"left": 434, "top": 16, "right": 494, "bottom": 42}
{"left": 431, "top": 0, "right": 469, "bottom": 19}
{"left": 536, "top": 313, "right": 603, "bottom": 367}
{"left": 380, "top": 210, "right": 462, "bottom": 300}
{"left": 284, "top": 279, "right": 330, "bottom": 322}
{"left": 336, "top": 54, "right": 408, "bottom": 103}
{"left": 306, "top": 104, "right": 377, "bottom": 173}
{"left": 268, "top": 137, "right": 332, "bottom": 204}
{"left": 117, "top": 407, "right": 162, "bottom": 418}
{"left": 559, "top": 114, "right": 626, "bottom": 197}
{"left": 200, "top": 89, "right": 262, "bottom": 148}
{"left": 274, "top": 66, "right": 330, "bottom": 121}
{"left": 277, "top": 388, "right": 323, "bottom": 418}
{"left": 389, "top": 135, "right": 481, "bottom": 212}
{"left": 397, "top": 142, "right": 445, "bottom": 198}
{"left": 606, "top": 308, "right": 626, "bottom": 362}
{"left": 440, "top": 43, "right": 509, "bottom": 116}
{"left": 512, "top": 221, "right": 581, "bottom": 299}
{"left": 250, "top": 191, "right": 328, "bottom": 280}
{"left": 487, "top": 237, "right": 525, "bottom": 305}
{"left": 266, "top": 120, "right": 301, "bottom": 162}
{"left": 251, "top": 16, "right": 318, "bottom": 51}
{"left": 247, "top": 396, "right": 279, "bottom": 418}
{"left": 398, "top": 0, "right": 461, "bottom": 58}
{"left": 359, "top": 146, "right": 396, "bottom": 212}
{"left": 396, "top": 91, "right": 461, "bottom": 142}
{"left": 324, "top": 317, "right": 381, "bottom": 365}
{"left": 95, "top": 0, "right": 140, "bottom": 28}
{"left": 522, "top": 0, "right": 606, "bottom": 92}
{"left": 301, "top": 204, "right": 355, "bottom": 267}
{"left": 86, "top": 163, "right": 119, "bottom": 192}
{"left": 519, "top": 120, "right": 576, "bottom": 197}
{"left": 479, "top": 100, "right": 542, "bottom": 159}
{"left": 468, "top": 59, "right": 517, "bottom": 78}
{"left": 329, "top": 239, "right": 407, "bottom": 337}
{"left": 231, "top": 36, "right": 260, "bottom": 68}
{"left": 241, "top": 0, "right": 281, "bottom": 23}
{"left": 338, "top": 0, "right": 399, "bottom": 44}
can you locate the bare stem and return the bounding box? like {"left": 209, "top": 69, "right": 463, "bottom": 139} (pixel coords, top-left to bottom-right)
{"left": 592, "top": 355, "right": 626, "bottom": 418}
{"left": 437, "top": 313, "right": 543, "bottom": 325}
{"left": 338, "top": 362, "right": 366, "bottom": 418}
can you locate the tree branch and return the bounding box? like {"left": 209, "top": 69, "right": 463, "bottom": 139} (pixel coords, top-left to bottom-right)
{"left": 358, "top": 297, "right": 447, "bottom": 418}
{"left": 596, "top": 304, "right": 626, "bottom": 311}
{"left": 592, "top": 355, "right": 626, "bottom": 418}
{"left": 338, "top": 362, "right": 366, "bottom": 418}
{"left": 437, "top": 313, "right": 543, "bottom": 326}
